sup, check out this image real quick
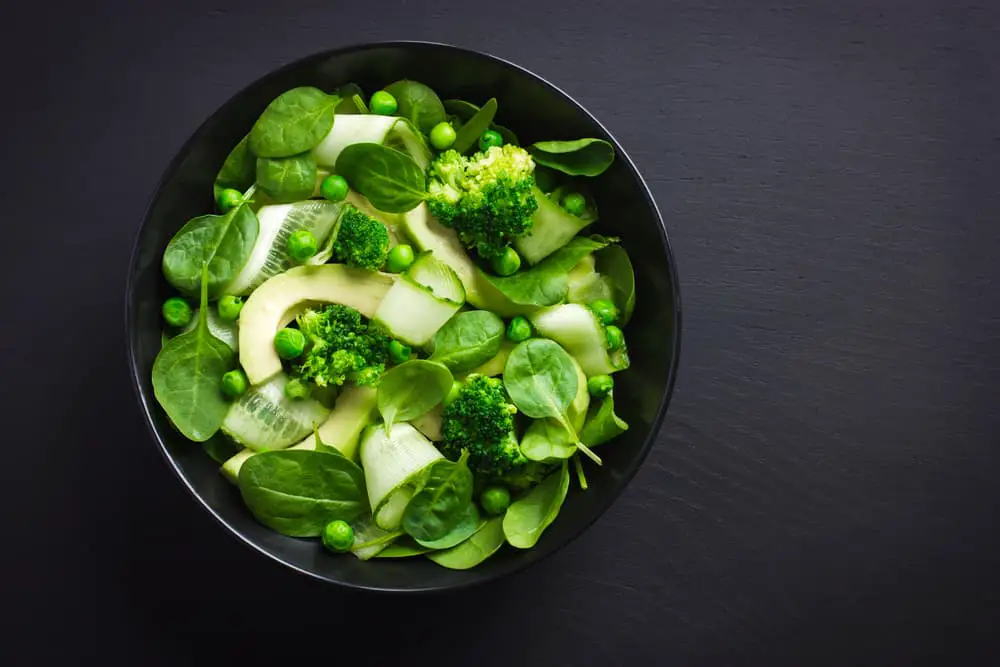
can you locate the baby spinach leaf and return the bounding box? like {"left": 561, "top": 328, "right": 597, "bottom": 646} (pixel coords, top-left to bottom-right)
{"left": 573, "top": 454, "right": 588, "bottom": 491}
{"left": 152, "top": 265, "right": 235, "bottom": 442}
{"left": 238, "top": 449, "right": 366, "bottom": 537}
{"left": 529, "top": 138, "right": 615, "bottom": 177}
{"left": 249, "top": 87, "right": 339, "bottom": 158}
{"left": 335, "top": 143, "right": 426, "bottom": 213}
{"left": 255, "top": 153, "right": 317, "bottom": 202}
{"left": 482, "top": 235, "right": 614, "bottom": 308}
{"left": 426, "top": 516, "right": 506, "bottom": 569}
{"left": 502, "top": 460, "right": 570, "bottom": 548}
{"left": 376, "top": 539, "right": 434, "bottom": 558}
{"left": 519, "top": 418, "right": 577, "bottom": 462}
{"left": 443, "top": 99, "right": 519, "bottom": 146}
{"left": 377, "top": 360, "right": 453, "bottom": 432}
{"left": 162, "top": 203, "right": 259, "bottom": 298}
{"left": 383, "top": 80, "right": 447, "bottom": 135}
{"left": 414, "top": 502, "right": 483, "bottom": 549}
{"left": 427, "top": 310, "right": 505, "bottom": 373}
{"left": 401, "top": 451, "right": 474, "bottom": 542}
{"left": 580, "top": 393, "right": 629, "bottom": 447}
{"left": 595, "top": 245, "right": 636, "bottom": 325}
{"left": 213, "top": 134, "right": 256, "bottom": 202}
{"left": 202, "top": 437, "right": 242, "bottom": 464}
{"left": 451, "top": 98, "right": 497, "bottom": 155}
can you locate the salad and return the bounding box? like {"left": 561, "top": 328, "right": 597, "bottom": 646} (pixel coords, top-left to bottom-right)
{"left": 152, "top": 79, "right": 636, "bottom": 568}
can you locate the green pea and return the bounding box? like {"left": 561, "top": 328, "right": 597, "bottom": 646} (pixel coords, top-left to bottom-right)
{"left": 216, "top": 188, "right": 243, "bottom": 212}
{"left": 284, "top": 377, "right": 311, "bottom": 400}
{"left": 480, "top": 486, "right": 511, "bottom": 516}
{"left": 388, "top": 339, "right": 412, "bottom": 365}
{"left": 562, "top": 192, "right": 587, "bottom": 217}
{"left": 320, "top": 174, "right": 349, "bottom": 202}
{"left": 274, "top": 328, "right": 306, "bottom": 359}
{"left": 370, "top": 90, "right": 398, "bottom": 115}
{"left": 587, "top": 375, "right": 614, "bottom": 398}
{"left": 605, "top": 325, "right": 625, "bottom": 350}
{"left": 161, "top": 297, "right": 193, "bottom": 328}
{"left": 429, "top": 121, "right": 457, "bottom": 150}
{"left": 221, "top": 369, "right": 249, "bottom": 399}
{"left": 506, "top": 316, "right": 532, "bottom": 342}
{"left": 386, "top": 244, "right": 415, "bottom": 273}
{"left": 287, "top": 229, "right": 317, "bottom": 263}
{"left": 217, "top": 295, "right": 243, "bottom": 322}
{"left": 478, "top": 129, "right": 503, "bottom": 152}
{"left": 322, "top": 519, "right": 355, "bottom": 553}
{"left": 491, "top": 246, "right": 521, "bottom": 276}
{"left": 589, "top": 299, "right": 618, "bottom": 325}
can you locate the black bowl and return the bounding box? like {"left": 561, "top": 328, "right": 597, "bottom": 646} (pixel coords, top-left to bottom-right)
{"left": 126, "top": 41, "right": 682, "bottom": 593}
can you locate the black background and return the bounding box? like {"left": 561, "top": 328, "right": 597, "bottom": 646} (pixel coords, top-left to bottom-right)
{"left": 3, "top": 1, "right": 999, "bottom": 664}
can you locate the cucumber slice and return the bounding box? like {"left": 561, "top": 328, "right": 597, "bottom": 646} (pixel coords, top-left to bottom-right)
{"left": 221, "top": 374, "right": 330, "bottom": 452}
{"left": 359, "top": 423, "right": 443, "bottom": 531}
{"left": 312, "top": 116, "right": 431, "bottom": 171}
{"left": 371, "top": 276, "right": 462, "bottom": 346}
{"left": 407, "top": 251, "right": 466, "bottom": 304}
{"left": 221, "top": 449, "right": 254, "bottom": 483}
{"left": 566, "top": 255, "right": 614, "bottom": 305}
{"left": 349, "top": 513, "right": 401, "bottom": 561}
{"left": 515, "top": 186, "right": 593, "bottom": 265}
{"left": 528, "top": 303, "right": 629, "bottom": 377}
{"left": 227, "top": 201, "right": 345, "bottom": 296}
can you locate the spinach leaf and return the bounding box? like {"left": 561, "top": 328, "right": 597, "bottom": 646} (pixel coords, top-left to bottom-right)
{"left": 443, "top": 99, "right": 519, "bottom": 146}
{"left": 502, "top": 460, "right": 570, "bottom": 548}
{"left": 595, "top": 245, "right": 636, "bottom": 325}
{"left": 580, "top": 393, "right": 629, "bottom": 447}
{"left": 335, "top": 143, "right": 426, "bottom": 213}
{"left": 238, "top": 449, "right": 366, "bottom": 537}
{"left": 162, "top": 203, "right": 259, "bottom": 298}
{"left": 503, "top": 339, "right": 602, "bottom": 464}
{"left": 482, "top": 235, "right": 613, "bottom": 308}
{"left": 333, "top": 84, "right": 366, "bottom": 113}
{"left": 255, "top": 153, "right": 317, "bottom": 202}
{"left": 452, "top": 98, "right": 497, "bottom": 154}
{"left": 529, "top": 138, "right": 615, "bottom": 177}
{"left": 202, "top": 437, "right": 242, "bottom": 464}
{"left": 402, "top": 451, "right": 474, "bottom": 542}
{"left": 414, "top": 503, "right": 483, "bottom": 549}
{"left": 213, "top": 134, "right": 256, "bottom": 202}
{"left": 152, "top": 265, "right": 235, "bottom": 442}
{"left": 519, "top": 418, "right": 577, "bottom": 462}
{"left": 573, "top": 454, "right": 588, "bottom": 490}
{"left": 427, "top": 310, "right": 504, "bottom": 373}
{"left": 376, "top": 539, "right": 434, "bottom": 558}
{"left": 249, "top": 87, "right": 339, "bottom": 158}
{"left": 377, "top": 360, "right": 453, "bottom": 432}
{"left": 426, "top": 516, "right": 506, "bottom": 569}
{"left": 383, "top": 80, "right": 447, "bottom": 135}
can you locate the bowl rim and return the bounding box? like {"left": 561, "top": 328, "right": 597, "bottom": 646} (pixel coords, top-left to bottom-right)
{"left": 125, "top": 39, "right": 683, "bottom": 594}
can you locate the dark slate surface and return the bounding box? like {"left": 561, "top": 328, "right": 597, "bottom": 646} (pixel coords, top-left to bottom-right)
{"left": 2, "top": 1, "right": 998, "bottom": 664}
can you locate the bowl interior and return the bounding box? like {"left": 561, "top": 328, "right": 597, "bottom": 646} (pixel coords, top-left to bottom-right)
{"left": 128, "top": 42, "right": 681, "bottom": 592}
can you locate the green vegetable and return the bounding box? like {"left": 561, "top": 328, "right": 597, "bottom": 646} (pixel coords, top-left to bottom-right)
{"left": 335, "top": 143, "right": 426, "bottom": 213}
{"left": 452, "top": 98, "right": 497, "bottom": 154}
{"left": 202, "top": 437, "right": 242, "bottom": 465}
{"left": 426, "top": 516, "right": 506, "bottom": 569}
{"left": 519, "top": 418, "right": 577, "bottom": 462}
{"left": 153, "top": 265, "right": 235, "bottom": 442}
{"left": 529, "top": 303, "right": 628, "bottom": 377}
{"left": 514, "top": 185, "right": 595, "bottom": 265}
{"left": 274, "top": 328, "right": 306, "bottom": 359}
{"left": 388, "top": 339, "right": 411, "bottom": 364}
{"left": 320, "top": 174, "right": 349, "bottom": 202}
{"left": 479, "top": 129, "right": 503, "bottom": 151}
{"left": 350, "top": 513, "right": 404, "bottom": 560}
{"left": 503, "top": 339, "right": 601, "bottom": 465}
{"left": 502, "top": 460, "right": 570, "bottom": 548}
{"left": 376, "top": 540, "right": 433, "bottom": 558}
{"left": 285, "top": 229, "right": 317, "bottom": 263}
{"left": 162, "top": 204, "right": 259, "bottom": 298}
{"left": 369, "top": 90, "right": 398, "bottom": 115}
{"left": 605, "top": 325, "right": 625, "bottom": 350}
{"left": 162, "top": 297, "right": 193, "bottom": 328}
{"left": 256, "top": 153, "right": 317, "bottom": 203}
{"left": 427, "top": 310, "right": 505, "bottom": 374}
{"left": 359, "top": 423, "right": 444, "bottom": 530}
{"left": 376, "top": 360, "right": 453, "bottom": 432}
{"left": 506, "top": 316, "right": 532, "bottom": 342}
{"left": 480, "top": 486, "right": 511, "bottom": 516}
{"left": 580, "top": 393, "right": 629, "bottom": 447}
{"left": 313, "top": 115, "right": 431, "bottom": 171}
{"left": 221, "top": 369, "right": 249, "bottom": 399}
{"left": 216, "top": 188, "right": 244, "bottom": 212}
{"left": 292, "top": 303, "right": 390, "bottom": 388}
{"left": 331, "top": 205, "right": 390, "bottom": 271}
{"left": 237, "top": 449, "right": 366, "bottom": 537}
{"left": 383, "top": 80, "right": 447, "bottom": 134}
{"left": 284, "top": 377, "right": 311, "bottom": 400}
{"left": 589, "top": 299, "right": 618, "bottom": 325}
{"left": 221, "top": 374, "right": 330, "bottom": 451}
{"left": 574, "top": 454, "right": 588, "bottom": 490}
{"left": 528, "top": 138, "right": 615, "bottom": 177}
{"left": 562, "top": 192, "right": 587, "bottom": 216}
{"left": 213, "top": 134, "right": 256, "bottom": 202}
{"left": 401, "top": 450, "right": 474, "bottom": 542}
{"left": 587, "top": 375, "right": 614, "bottom": 398}
{"left": 217, "top": 295, "right": 243, "bottom": 322}
{"left": 372, "top": 252, "right": 465, "bottom": 346}
{"left": 430, "top": 121, "right": 457, "bottom": 150}
{"left": 492, "top": 246, "right": 521, "bottom": 276}
{"left": 441, "top": 374, "right": 522, "bottom": 476}
{"left": 596, "top": 245, "right": 636, "bottom": 325}
{"left": 322, "top": 519, "right": 355, "bottom": 553}
{"left": 385, "top": 244, "right": 415, "bottom": 273}
{"left": 249, "top": 87, "right": 339, "bottom": 158}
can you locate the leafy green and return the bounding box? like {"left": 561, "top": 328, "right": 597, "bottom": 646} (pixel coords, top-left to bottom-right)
{"left": 414, "top": 502, "right": 483, "bottom": 549}
{"left": 161, "top": 203, "right": 259, "bottom": 298}
{"left": 249, "top": 87, "right": 339, "bottom": 158}
{"left": 335, "top": 143, "right": 426, "bottom": 213}
{"left": 383, "top": 80, "right": 447, "bottom": 135}
{"left": 451, "top": 98, "right": 497, "bottom": 154}
{"left": 442, "top": 99, "right": 518, "bottom": 146}
{"left": 502, "top": 460, "right": 569, "bottom": 548}
{"left": 596, "top": 245, "right": 636, "bottom": 325}
{"left": 426, "top": 515, "right": 506, "bottom": 569}
{"left": 427, "top": 310, "right": 505, "bottom": 374}
{"left": 482, "top": 235, "right": 613, "bottom": 309}
{"left": 237, "top": 449, "right": 366, "bottom": 537}
{"left": 213, "top": 134, "right": 255, "bottom": 202}
{"left": 401, "top": 451, "right": 474, "bottom": 542}
{"left": 580, "top": 393, "right": 629, "bottom": 447}
{"left": 528, "top": 138, "right": 615, "bottom": 177}
{"left": 377, "top": 360, "right": 453, "bottom": 432}
{"left": 202, "top": 437, "right": 242, "bottom": 465}
{"left": 376, "top": 539, "right": 434, "bottom": 558}
{"left": 255, "top": 153, "right": 317, "bottom": 202}
{"left": 152, "top": 265, "right": 235, "bottom": 442}
{"left": 519, "top": 418, "right": 576, "bottom": 462}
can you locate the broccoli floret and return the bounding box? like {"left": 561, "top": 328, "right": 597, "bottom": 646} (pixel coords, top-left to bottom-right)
{"left": 441, "top": 374, "right": 524, "bottom": 476}
{"left": 292, "top": 304, "right": 390, "bottom": 388}
{"left": 333, "top": 206, "right": 390, "bottom": 271}
{"left": 426, "top": 145, "right": 538, "bottom": 260}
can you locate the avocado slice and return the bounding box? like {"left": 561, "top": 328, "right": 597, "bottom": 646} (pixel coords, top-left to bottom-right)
{"left": 239, "top": 264, "right": 396, "bottom": 385}
{"left": 289, "top": 385, "right": 377, "bottom": 461}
